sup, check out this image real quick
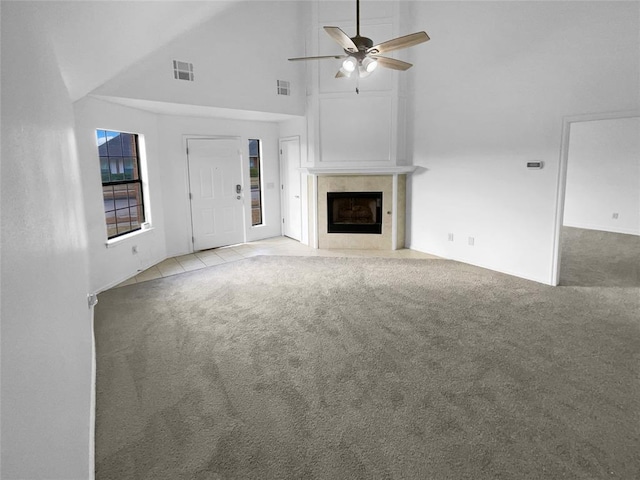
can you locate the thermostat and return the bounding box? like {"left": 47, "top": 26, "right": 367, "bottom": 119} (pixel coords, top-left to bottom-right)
{"left": 526, "top": 161, "right": 544, "bottom": 169}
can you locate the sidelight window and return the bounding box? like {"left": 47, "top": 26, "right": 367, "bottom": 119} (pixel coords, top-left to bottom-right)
{"left": 249, "top": 139, "right": 263, "bottom": 226}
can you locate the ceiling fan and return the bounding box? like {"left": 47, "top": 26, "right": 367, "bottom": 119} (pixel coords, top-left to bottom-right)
{"left": 288, "top": 0, "right": 430, "bottom": 79}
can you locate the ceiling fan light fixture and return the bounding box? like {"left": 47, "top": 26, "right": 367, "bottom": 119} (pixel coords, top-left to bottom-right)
{"left": 342, "top": 56, "right": 357, "bottom": 73}
{"left": 357, "top": 64, "right": 371, "bottom": 78}
{"left": 362, "top": 56, "right": 378, "bottom": 73}
{"left": 338, "top": 66, "right": 353, "bottom": 78}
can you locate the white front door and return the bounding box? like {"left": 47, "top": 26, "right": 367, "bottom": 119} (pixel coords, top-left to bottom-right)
{"left": 187, "top": 138, "right": 245, "bottom": 251}
{"left": 280, "top": 137, "right": 302, "bottom": 241}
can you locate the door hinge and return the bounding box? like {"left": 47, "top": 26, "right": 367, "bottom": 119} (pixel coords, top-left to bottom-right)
{"left": 280, "top": 149, "right": 283, "bottom": 155}
{"left": 186, "top": 147, "right": 189, "bottom": 155}
{"left": 281, "top": 184, "right": 284, "bottom": 190}
{"left": 282, "top": 218, "right": 285, "bottom": 224}
{"left": 189, "top": 192, "right": 193, "bottom": 200}
{"left": 191, "top": 236, "right": 195, "bottom": 243}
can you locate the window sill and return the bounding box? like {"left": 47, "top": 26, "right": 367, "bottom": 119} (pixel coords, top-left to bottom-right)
{"left": 105, "top": 225, "right": 154, "bottom": 248}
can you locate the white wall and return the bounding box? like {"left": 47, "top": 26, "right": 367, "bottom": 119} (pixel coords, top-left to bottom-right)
{"left": 406, "top": 1, "right": 639, "bottom": 284}
{"left": 305, "top": 1, "right": 409, "bottom": 167}
{"left": 279, "top": 117, "right": 309, "bottom": 166}
{"left": 93, "top": 1, "right": 305, "bottom": 117}
{"left": 28, "top": 1, "right": 236, "bottom": 102}
{"left": 158, "top": 115, "right": 285, "bottom": 256}
{"left": 74, "top": 97, "right": 296, "bottom": 290}
{"left": 74, "top": 97, "right": 168, "bottom": 292}
{"left": 1, "top": 2, "right": 93, "bottom": 478}
{"left": 74, "top": 94, "right": 295, "bottom": 288}
{"left": 564, "top": 117, "right": 640, "bottom": 235}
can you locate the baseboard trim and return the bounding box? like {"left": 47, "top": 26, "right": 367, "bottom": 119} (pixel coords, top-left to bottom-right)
{"left": 95, "top": 253, "right": 167, "bottom": 293}
{"left": 562, "top": 223, "right": 640, "bottom": 237}
{"left": 406, "top": 244, "right": 552, "bottom": 286}
{"left": 89, "top": 306, "right": 96, "bottom": 480}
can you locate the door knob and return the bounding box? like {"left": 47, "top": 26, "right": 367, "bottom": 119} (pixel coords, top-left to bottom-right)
{"left": 294, "top": 195, "right": 300, "bottom": 199}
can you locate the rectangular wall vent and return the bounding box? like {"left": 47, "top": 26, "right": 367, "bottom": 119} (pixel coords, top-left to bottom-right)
{"left": 173, "top": 60, "right": 194, "bottom": 81}
{"left": 277, "top": 80, "right": 290, "bottom": 96}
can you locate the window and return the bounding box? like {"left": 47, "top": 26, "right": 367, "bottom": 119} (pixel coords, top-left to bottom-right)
{"left": 173, "top": 60, "right": 194, "bottom": 81}
{"left": 97, "top": 130, "right": 146, "bottom": 239}
{"left": 248, "top": 139, "right": 263, "bottom": 226}
{"left": 277, "top": 80, "right": 290, "bottom": 96}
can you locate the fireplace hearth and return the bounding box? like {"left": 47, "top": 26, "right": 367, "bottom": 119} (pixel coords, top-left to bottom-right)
{"left": 327, "top": 192, "right": 382, "bottom": 234}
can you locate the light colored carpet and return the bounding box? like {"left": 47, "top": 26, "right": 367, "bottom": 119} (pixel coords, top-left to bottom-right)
{"left": 560, "top": 226, "right": 640, "bottom": 287}
{"left": 95, "top": 252, "right": 639, "bottom": 479}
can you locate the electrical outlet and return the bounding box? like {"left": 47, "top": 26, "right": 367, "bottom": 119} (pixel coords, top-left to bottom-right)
{"left": 468, "top": 236, "right": 475, "bottom": 246}
{"left": 612, "top": 213, "right": 619, "bottom": 219}
{"left": 448, "top": 233, "right": 454, "bottom": 242}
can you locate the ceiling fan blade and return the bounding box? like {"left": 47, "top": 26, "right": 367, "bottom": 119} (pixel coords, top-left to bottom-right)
{"left": 373, "top": 56, "right": 413, "bottom": 71}
{"left": 288, "top": 55, "right": 346, "bottom": 61}
{"left": 335, "top": 70, "right": 347, "bottom": 78}
{"left": 368, "top": 31, "right": 430, "bottom": 55}
{"left": 324, "top": 26, "right": 358, "bottom": 53}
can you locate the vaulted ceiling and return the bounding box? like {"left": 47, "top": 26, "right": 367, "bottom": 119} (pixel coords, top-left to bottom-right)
{"left": 26, "top": 1, "right": 240, "bottom": 101}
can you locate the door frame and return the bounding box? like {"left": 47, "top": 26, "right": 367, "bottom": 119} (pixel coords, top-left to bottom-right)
{"left": 185, "top": 135, "right": 246, "bottom": 252}
{"left": 279, "top": 135, "right": 302, "bottom": 241}
{"left": 550, "top": 109, "right": 640, "bottom": 285}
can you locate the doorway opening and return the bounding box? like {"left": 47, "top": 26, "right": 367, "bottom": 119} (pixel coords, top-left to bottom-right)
{"left": 279, "top": 136, "right": 302, "bottom": 242}
{"left": 552, "top": 111, "right": 640, "bottom": 286}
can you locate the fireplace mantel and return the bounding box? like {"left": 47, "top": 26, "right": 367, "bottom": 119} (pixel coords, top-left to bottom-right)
{"left": 302, "top": 166, "right": 416, "bottom": 176}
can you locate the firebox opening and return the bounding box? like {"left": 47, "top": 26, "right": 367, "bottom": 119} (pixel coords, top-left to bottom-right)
{"left": 327, "top": 191, "right": 383, "bottom": 234}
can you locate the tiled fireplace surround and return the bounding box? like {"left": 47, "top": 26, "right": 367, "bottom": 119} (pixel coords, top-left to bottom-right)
{"left": 306, "top": 167, "right": 415, "bottom": 250}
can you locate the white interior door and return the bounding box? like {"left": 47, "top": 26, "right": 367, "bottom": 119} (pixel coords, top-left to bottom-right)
{"left": 188, "top": 138, "right": 244, "bottom": 250}
{"left": 280, "top": 137, "right": 302, "bottom": 241}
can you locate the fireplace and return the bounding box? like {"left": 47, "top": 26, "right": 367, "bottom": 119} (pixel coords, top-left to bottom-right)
{"left": 312, "top": 172, "right": 410, "bottom": 250}
{"left": 327, "top": 192, "right": 382, "bottom": 234}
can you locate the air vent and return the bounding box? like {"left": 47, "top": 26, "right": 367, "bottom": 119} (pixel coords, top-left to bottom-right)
{"left": 277, "top": 80, "right": 290, "bottom": 96}
{"left": 173, "top": 60, "right": 194, "bottom": 81}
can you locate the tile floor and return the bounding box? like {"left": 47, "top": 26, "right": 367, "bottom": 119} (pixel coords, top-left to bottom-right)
{"left": 113, "top": 236, "right": 439, "bottom": 288}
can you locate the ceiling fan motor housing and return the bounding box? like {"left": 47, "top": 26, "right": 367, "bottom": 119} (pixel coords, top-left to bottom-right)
{"left": 346, "top": 35, "right": 375, "bottom": 61}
